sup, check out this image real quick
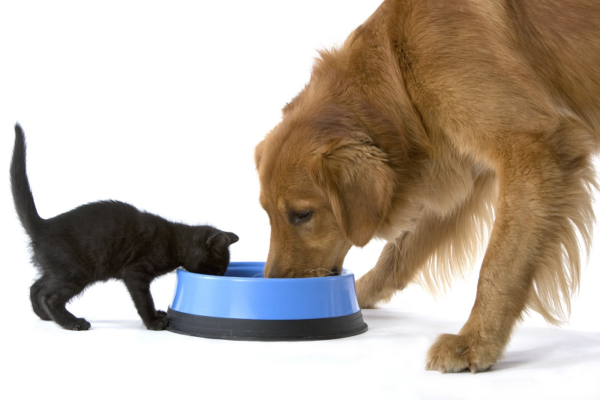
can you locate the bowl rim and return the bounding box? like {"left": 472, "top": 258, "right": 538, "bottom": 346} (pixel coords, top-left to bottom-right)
{"left": 179, "top": 261, "right": 353, "bottom": 281}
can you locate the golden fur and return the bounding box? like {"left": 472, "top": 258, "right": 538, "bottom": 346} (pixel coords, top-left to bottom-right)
{"left": 254, "top": 0, "right": 600, "bottom": 373}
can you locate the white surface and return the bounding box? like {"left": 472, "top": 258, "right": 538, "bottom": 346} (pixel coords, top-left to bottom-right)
{"left": 1, "top": 1, "right": 599, "bottom": 399}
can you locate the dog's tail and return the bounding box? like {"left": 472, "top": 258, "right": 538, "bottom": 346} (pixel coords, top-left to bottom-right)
{"left": 11, "top": 124, "right": 44, "bottom": 237}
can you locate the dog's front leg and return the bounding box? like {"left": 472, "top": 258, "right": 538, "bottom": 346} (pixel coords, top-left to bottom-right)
{"left": 356, "top": 232, "right": 412, "bottom": 308}
{"left": 357, "top": 169, "right": 496, "bottom": 308}
{"left": 426, "top": 125, "right": 595, "bottom": 373}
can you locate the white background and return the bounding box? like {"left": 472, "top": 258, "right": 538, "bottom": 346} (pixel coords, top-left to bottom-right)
{"left": 1, "top": 1, "right": 599, "bottom": 399}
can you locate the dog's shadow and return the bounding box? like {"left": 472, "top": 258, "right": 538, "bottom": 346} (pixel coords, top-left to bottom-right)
{"left": 361, "top": 308, "right": 600, "bottom": 371}
{"left": 494, "top": 329, "right": 600, "bottom": 371}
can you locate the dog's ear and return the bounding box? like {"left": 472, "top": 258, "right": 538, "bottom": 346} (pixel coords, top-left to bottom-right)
{"left": 308, "top": 137, "right": 395, "bottom": 247}
{"left": 254, "top": 139, "right": 266, "bottom": 170}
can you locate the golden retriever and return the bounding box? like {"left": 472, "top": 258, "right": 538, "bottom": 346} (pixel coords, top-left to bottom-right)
{"left": 254, "top": 0, "right": 600, "bottom": 373}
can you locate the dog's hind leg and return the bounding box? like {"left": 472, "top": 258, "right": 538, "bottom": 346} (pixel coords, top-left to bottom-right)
{"left": 356, "top": 169, "right": 497, "bottom": 308}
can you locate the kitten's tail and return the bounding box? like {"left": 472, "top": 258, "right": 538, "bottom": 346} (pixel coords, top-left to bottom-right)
{"left": 11, "top": 124, "right": 43, "bottom": 236}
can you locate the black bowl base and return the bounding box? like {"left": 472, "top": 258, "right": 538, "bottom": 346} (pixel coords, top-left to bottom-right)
{"left": 166, "top": 308, "right": 368, "bottom": 341}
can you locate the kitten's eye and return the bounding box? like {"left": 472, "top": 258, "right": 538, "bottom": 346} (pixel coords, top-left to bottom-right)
{"left": 289, "top": 210, "right": 313, "bottom": 226}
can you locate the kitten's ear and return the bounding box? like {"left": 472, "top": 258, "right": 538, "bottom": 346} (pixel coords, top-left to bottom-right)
{"left": 207, "top": 231, "right": 239, "bottom": 253}
{"left": 226, "top": 232, "right": 239, "bottom": 244}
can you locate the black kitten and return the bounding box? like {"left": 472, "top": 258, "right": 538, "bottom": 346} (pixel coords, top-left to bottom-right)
{"left": 10, "top": 124, "right": 238, "bottom": 331}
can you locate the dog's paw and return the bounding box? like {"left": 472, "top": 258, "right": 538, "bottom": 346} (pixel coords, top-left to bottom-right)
{"left": 355, "top": 276, "right": 402, "bottom": 309}
{"left": 145, "top": 314, "right": 169, "bottom": 331}
{"left": 355, "top": 280, "right": 377, "bottom": 309}
{"left": 426, "top": 334, "right": 498, "bottom": 373}
{"left": 357, "top": 297, "right": 376, "bottom": 309}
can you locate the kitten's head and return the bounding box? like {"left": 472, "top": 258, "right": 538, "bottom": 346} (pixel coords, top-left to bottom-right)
{"left": 184, "top": 228, "right": 239, "bottom": 276}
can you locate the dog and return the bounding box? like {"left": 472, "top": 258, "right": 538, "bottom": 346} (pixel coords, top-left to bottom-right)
{"left": 254, "top": 0, "right": 600, "bottom": 373}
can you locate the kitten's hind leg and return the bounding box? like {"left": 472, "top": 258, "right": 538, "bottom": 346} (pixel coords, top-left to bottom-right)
{"left": 30, "top": 275, "right": 52, "bottom": 321}
{"left": 41, "top": 279, "right": 91, "bottom": 331}
{"left": 122, "top": 273, "right": 168, "bottom": 331}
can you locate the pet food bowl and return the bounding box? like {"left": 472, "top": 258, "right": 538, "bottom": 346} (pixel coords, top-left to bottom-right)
{"left": 166, "top": 261, "right": 368, "bottom": 341}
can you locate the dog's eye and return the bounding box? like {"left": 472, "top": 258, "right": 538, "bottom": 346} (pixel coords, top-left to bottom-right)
{"left": 289, "top": 210, "right": 313, "bottom": 226}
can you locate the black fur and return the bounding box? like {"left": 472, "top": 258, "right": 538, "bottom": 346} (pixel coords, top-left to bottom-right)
{"left": 10, "top": 124, "right": 239, "bottom": 331}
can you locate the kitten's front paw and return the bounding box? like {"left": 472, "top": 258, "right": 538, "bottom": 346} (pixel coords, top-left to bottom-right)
{"left": 146, "top": 314, "right": 169, "bottom": 331}
{"left": 156, "top": 310, "right": 167, "bottom": 317}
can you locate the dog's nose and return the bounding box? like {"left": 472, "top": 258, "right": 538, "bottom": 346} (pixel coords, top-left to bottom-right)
{"left": 330, "top": 266, "right": 340, "bottom": 276}
{"left": 265, "top": 266, "right": 283, "bottom": 278}
{"left": 264, "top": 258, "right": 278, "bottom": 278}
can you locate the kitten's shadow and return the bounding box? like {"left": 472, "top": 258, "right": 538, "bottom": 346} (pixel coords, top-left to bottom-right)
{"left": 89, "top": 320, "right": 146, "bottom": 330}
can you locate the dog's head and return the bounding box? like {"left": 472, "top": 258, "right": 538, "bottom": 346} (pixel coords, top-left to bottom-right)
{"left": 255, "top": 99, "right": 397, "bottom": 278}
{"left": 254, "top": 26, "right": 434, "bottom": 278}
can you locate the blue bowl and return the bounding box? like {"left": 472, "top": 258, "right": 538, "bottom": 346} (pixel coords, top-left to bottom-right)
{"left": 166, "top": 262, "right": 368, "bottom": 341}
